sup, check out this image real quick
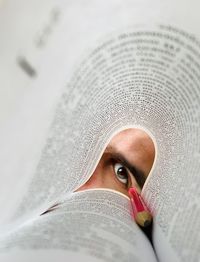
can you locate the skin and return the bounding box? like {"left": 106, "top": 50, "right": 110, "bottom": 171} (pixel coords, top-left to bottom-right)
{"left": 77, "top": 128, "right": 155, "bottom": 197}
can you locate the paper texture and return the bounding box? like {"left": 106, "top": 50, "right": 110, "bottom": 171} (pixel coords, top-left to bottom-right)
{"left": 0, "top": 190, "right": 157, "bottom": 262}
{"left": 0, "top": 1, "right": 200, "bottom": 261}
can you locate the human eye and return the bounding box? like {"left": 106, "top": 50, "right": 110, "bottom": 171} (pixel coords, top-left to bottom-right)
{"left": 113, "top": 163, "right": 130, "bottom": 187}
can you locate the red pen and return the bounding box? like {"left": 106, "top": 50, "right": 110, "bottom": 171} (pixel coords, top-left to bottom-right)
{"left": 128, "top": 187, "right": 152, "bottom": 227}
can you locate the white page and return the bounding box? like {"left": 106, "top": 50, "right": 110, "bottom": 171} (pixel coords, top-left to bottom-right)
{"left": 0, "top": 251, "right": 104, "bottom": 262}
{"left": 0, "top": 2, "right": 200, "bottom": 262}
{"left": 0, "top": 0, "right": 175, "bottom": 226}
{"left": 0, "top": 190, "right": 157, "bottom": 262}
{"left": 34, "top": 19, "right": 200, "bottom": 262}
{"left": 0, "top": 0, "right": 163, "bottom": 226}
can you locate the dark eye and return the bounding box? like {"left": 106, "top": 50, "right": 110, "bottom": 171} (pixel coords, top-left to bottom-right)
{"left": 114, "top": 163, "right": 130, "bottom": 186}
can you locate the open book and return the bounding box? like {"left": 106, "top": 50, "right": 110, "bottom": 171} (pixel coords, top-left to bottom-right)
{"left": 0, "top": 0, "right": 200, "bottom": 261}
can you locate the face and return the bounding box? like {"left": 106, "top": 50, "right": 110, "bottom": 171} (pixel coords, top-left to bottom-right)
{"left": 76, "top": 128, "right": 155, "bottom": 196}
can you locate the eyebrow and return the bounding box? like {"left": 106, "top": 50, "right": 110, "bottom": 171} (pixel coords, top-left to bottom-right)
{"left": 104, "top": 148, "right": 146, "bottom": 188}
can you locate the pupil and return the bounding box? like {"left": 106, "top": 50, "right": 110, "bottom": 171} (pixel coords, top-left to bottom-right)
{"left": 117, "top": 167, "right": 126, "bottom": 177}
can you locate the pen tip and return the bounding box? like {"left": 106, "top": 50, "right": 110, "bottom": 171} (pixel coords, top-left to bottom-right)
{"left": 143, "top": 220, "right": 152, "bottom": 228}
{"left": 135, "top": 211, "right": 152, "bottom": 228}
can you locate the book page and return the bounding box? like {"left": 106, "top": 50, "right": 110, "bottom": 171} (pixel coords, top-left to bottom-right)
{"left": 0, "top": 0, "right": 164, "bottom": 227}
{"left": 138, "top": 4, "right": 200, "bottom": 262}
{"left": 1, "top": 1, "right": 200, "bottom": 261}
{"left": 36, "top": 21, "right": 200, "bottom": 262}
{"left": 0, "top": 0, "right": 176, "bottom": 226}
{"left": 0, "top": 190, "right": 157, "bottom": 262}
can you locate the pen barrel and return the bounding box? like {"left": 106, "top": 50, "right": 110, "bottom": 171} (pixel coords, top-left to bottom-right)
{"left": 128, "top": 187, "right": 152, "bottom": 227}
{"left": 129, "top": 187, "right": 146, "bottom": 212}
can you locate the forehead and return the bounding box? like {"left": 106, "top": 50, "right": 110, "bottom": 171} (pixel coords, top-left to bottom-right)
{"left": 108, "top": 129, "right": 153, "bottom": 150}
{"left": 106, "top": 128, "right": 155, "bottom": 174}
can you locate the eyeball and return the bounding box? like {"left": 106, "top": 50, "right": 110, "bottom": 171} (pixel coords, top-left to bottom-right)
{"left": 114, "top": 163, "right": 129, "bottom": 185}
